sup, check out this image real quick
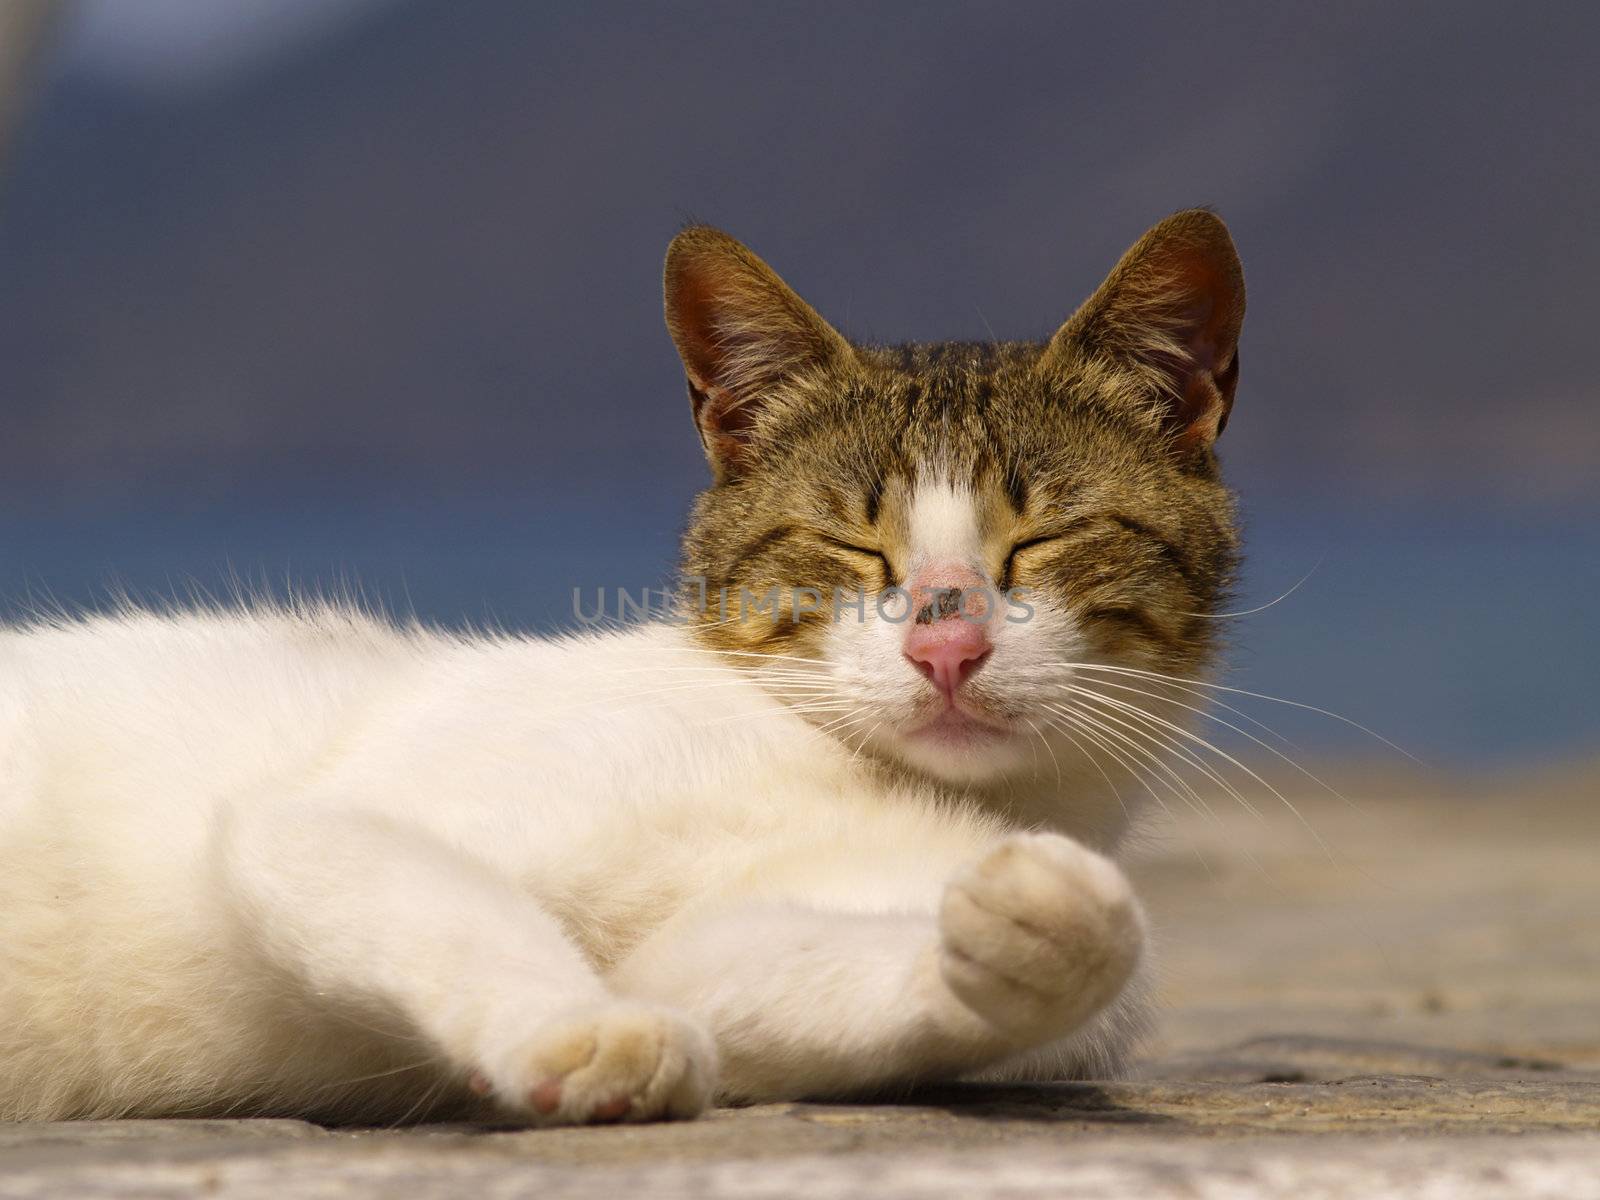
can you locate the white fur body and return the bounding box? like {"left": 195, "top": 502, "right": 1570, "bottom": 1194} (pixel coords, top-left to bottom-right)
{"left": 0, "top": 604, "right": 1148, "bottom": 1124}
{"left": 0, "top": 210, "right": 1258, "bottom": 1127}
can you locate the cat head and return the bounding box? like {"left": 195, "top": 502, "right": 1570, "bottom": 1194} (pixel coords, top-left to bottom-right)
{"left": 666, "top": 211, "right": 1243, "bottom": 793}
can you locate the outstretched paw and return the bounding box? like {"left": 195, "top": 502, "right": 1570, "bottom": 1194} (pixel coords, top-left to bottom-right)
{"left": 938, "top": 832, "right": 1144, "bottom": 1044}
{"left": 476, "top": 1002, "right": 715, "bottom": 1126}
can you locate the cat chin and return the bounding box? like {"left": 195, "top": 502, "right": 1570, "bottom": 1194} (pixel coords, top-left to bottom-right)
{"left": 887, "top": 724, "right": 1034, "bottom": 785}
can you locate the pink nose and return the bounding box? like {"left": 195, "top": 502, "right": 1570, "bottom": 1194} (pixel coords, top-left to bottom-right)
{"left": 904, "top": 621, "right": 992, "bottom": 698}
{"left": 902, "top": 565, "right": 994, "bottom": 700}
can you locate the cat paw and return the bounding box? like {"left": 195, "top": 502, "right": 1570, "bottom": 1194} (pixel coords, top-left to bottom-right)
{"left": 938, "top": 832, "right": 1144, "bottom": 1044}
{"left": 476, "top": 1002, "right": 716, "bottom": 1126}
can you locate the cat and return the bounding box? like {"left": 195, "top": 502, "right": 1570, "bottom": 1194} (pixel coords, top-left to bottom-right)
{"left": 0, "top": 209, "right": 1243, "bottom": 1126}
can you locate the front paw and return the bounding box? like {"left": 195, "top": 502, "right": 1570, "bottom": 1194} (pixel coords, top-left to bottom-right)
{"left": 473, "top": 1002, "right": 716, "bottom": 1126}
{"left": 938, "top": 832, "right": 1144, "bottom": 1044}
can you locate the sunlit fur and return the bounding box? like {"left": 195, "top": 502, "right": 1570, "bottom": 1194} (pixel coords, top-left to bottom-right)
{"left": 0, "top": 211, "right": 1243, "bottom": 1125}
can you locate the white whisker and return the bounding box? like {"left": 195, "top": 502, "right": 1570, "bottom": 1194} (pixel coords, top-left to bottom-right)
{"left": 1048, "top": 700, "right": 1217, "bottom": 827}
{"left": 1064, "top": 673, "right": 1369, "bottom": 824}
{"left": 1173, "top": 556, "right": 1323, "bottom": 620}
{"left": 1061, "top": 661, "right": 1420, "bottom": 764}
{"left": 1055, "top": 683, "right": 1336, "bottom": 862}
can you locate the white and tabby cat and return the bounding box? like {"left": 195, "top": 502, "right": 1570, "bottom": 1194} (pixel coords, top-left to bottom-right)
{"left": 0, "top": 210, "right": 1244, "bottom": 1125}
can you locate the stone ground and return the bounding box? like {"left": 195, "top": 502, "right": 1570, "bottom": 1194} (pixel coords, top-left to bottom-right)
{"left": 3, "top": 761, "right": 1597, "bottom": 1198}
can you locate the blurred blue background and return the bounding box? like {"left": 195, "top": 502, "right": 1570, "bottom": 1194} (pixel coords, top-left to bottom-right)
{"left": 0, "top": 0, "right": 1594, "bottom": 765}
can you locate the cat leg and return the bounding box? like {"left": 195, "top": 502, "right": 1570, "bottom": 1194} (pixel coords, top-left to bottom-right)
{"left": 215, "top": 802, "right": 715, "bottom": 1125}
{"left": 609, "top": 830, "right": 1143, "bottom": 1101}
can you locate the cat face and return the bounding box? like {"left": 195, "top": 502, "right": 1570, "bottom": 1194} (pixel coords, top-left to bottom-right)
{"left": 667, "top": 212, "right": 1243, "bottom": 787}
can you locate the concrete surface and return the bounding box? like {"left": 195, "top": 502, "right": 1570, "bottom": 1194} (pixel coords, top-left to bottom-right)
{"left": 3, "top": 761, "right": 1597, "bottom": 1197}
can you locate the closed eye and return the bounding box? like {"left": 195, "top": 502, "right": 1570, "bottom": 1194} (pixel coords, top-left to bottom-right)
{"left": 820, "top": 536, "right": 895, "bottom": 587}
{"left": 1001, "top": 534, "right": 1063, "bottom": 588}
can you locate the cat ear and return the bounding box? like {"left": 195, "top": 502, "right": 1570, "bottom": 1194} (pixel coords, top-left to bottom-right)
{"left": 1040, "top": 209, "right": 1245, "bottom": 452}
{"left": 664, "top": 226, "right": 854, "bottom": 480}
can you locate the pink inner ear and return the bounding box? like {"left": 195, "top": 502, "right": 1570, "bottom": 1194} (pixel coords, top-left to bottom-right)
{"left": 1169, "top": 259, "right": 1231, "bottom": 368}
{"left": 1155, "top": 255, "right": 1242, "bottom": 448}
{"left": 667, "top": 258, "right": 770, "bottom": 471}
{"left": 668, "top": 268, "right": 734, "bottom": 395}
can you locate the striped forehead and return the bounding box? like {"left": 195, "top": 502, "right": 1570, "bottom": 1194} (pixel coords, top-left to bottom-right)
{"left": 906, "top": 475, "right": 984, "bottom": 567}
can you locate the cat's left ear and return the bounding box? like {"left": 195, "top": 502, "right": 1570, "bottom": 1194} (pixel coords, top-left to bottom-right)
{"left": 665, "top": 226, "right": 854, "bottom": 481}
{"left": 1040, "top": 209, "right": 1245, "bottom": 452}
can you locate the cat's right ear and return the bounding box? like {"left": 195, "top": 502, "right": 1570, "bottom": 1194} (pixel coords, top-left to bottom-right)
{"left": 664, "top": 226, "right": 853, "bottom": 481}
